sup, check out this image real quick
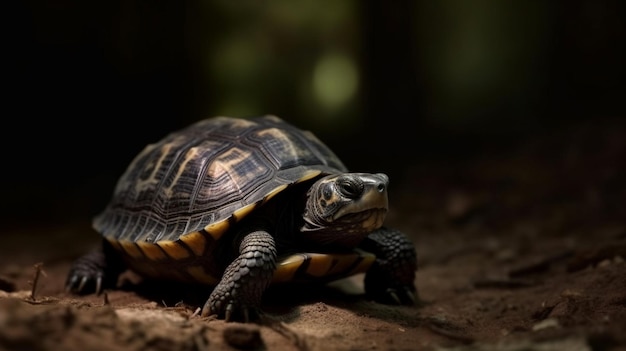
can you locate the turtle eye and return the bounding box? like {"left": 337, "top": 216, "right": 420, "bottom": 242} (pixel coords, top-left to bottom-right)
{"left": 337, "top": 177, "right": 364, "bottom": 199}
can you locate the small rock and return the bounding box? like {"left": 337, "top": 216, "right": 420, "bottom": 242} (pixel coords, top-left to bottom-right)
{"left": 532, "top": 318, "right": 560, "bottom": 331}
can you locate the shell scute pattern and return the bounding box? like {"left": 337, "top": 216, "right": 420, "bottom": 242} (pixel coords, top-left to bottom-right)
{"left": 94, "top": 115, "right": 346, "bottom": 247}
{"left": 66, "top": 114, "right": 419, "bottom": 319}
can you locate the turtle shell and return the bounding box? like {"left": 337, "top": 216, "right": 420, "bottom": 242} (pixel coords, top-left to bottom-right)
{"left": 94, "top": 115, "right": 376, "bottom": 284}
{"left": 96, "top": 115, "right": 347, "bottom": 243}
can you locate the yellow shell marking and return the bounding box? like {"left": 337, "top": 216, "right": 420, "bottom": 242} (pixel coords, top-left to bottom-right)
{"left": 264, "top": 170, "right": 322, "bottom": 203}
{"left": 256, "top": 127, "right": 304, "bottom": 163}
{"left": 264, "top": 184, "right": 287, "bottom": 202}
{"left": 202, "top": 170, "right": 323, "bottom": 241}
{"left": 136, "top": 242, "right": 167, "bottom": 261}
{"left": 305, "top": 253, "right": 338, "bottom": 277}
{"left": 135, "top": 142, "right": 173, "bottom": 193}
{"left": 326, "top": 253, "right": 369, "bottom": 276}
{"left": 232, "top": 202, "right": 258, "bottom": 222}
{"left": 206, "top": 147, "right": 254, "bottom": 191}
{"left": 295, "top": 169, "right": 323, "bottom": 183}
{"left": 264, "top": 170, "right": 322, "bottom": 204}
{"left": 186, "top": 266, "right": 218, "bottom": 284}
{"left": 346, "top": 249, "right": 376, "bottom": 275}
{"left": 119, "top": 240, "right": 145, "bottom": 259}
{"left": 162, "top": 147, "right": 200, "bottom": 199}
{"left": 156, "top": 240, "right": 190, "bottom": 260}
{"left": 272, "top": 251, "right": 377, "bottom": 283}
{"left": 204, "top": 219, "right": 230, "bottom": 240}
{"left": 179, "top": 231, "right": 206, "bottom": 256}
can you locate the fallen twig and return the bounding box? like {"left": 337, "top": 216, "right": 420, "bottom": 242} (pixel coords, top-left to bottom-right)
{"left": 29, "top": 262, "right": 46, "bottom": 301}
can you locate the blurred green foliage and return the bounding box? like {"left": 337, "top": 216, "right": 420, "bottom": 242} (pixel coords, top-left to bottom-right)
{"left": 196, "top": 1, "right": 362, "bottom": 133}
{"left": 5, "top": 0, "right": 625, "bottom": 224}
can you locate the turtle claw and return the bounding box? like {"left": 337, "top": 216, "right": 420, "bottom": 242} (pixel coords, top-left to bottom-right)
{"left": 65, "top": 270, "right": 105, "bottom": 295}
{"left": 386, "top": 286, "right": 417, "bottom": 306}
{"left": 95, "top": 276, "right": 103, "bottom": 295}
{"left": 78, "top": 276, "right": 88, "bottom": 292}
{"left": 65, "top": 276, "right": 78, "bottom": 293}
{"left": 201, "top": 297, "right": 259, "bottom": 323}
{"left": 64, "top": 274, "right": 89, "bottom": 294}
{"left": 200, "top": 304, "right": 212, "bottom": 318}
{"left": 404, "top": 288, "right": 416, "bottom": 305}
{"left": 65, "top": 248, "right": 115, "bottom": 295}
{"left": 388, "top": 290, "right": 402, "bottom": 305}
{"left": 224, "top": 304, "right": 254, "bottom": 323}
{"left": 368, "top": 285, "right": 417, "bottom": 306}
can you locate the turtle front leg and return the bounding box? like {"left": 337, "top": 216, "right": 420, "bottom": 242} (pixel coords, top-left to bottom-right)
{"left": 360, "top": 227, "right": 417, "bottom": 305}
{"left": 66, "top": 239, "right": 125, "bottom": 295}
{"left": 202, "top": 231, "right": 277, "bottom": 322}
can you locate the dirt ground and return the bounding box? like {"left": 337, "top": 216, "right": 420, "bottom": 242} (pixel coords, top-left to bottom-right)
{"left": 1, "top": 118, "right": 625, "bottom": 351}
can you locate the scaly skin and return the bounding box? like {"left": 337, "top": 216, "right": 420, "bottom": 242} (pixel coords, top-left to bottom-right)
{"left": 360, "top": 227, "right": 417, "bottom": 305}
{"left": 201, "top": 231, "right": 277, "bottom": 322}
{"left": 66, "top": 172, "right": 418, "bottom": 323}
{"left": 65, "top": 240, "right": 125, "bottom": 295}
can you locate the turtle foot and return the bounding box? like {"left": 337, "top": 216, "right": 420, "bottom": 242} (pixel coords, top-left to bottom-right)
{"left": 66, "top": 241, "right": 124, "bottom": 296}
{"left": 201, "top": 295, "right": 262, "bottom": 323}
{"left": 361, "top": 227, "right": 418, "bottom": 306}
{"left": 201, "top": 231, "right": 276, "bottom": 322}
{"left": 66, "top": 250, "right": 108, "bottom": 295}
{"left": 200, "top": 269, "right": 267, "bottom": 322}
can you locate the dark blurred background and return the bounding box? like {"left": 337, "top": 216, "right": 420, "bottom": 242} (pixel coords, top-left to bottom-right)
{"left": 3, "top": 0, "right": 625, "bottom": 231}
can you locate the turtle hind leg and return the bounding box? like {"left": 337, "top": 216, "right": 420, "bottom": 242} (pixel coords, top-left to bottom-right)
{"left": 202, "top": 230, "right": 277, "bottom": 322}
{"left": 66, "top": 239, "right": 125, "bottom": 295}
{"left": 361, "top": 227, "right": 418, "bottom": 305}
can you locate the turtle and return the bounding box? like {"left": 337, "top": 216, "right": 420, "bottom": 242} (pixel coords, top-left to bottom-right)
{"left": 66, "top": 115, "right": 417, "bottom": 322}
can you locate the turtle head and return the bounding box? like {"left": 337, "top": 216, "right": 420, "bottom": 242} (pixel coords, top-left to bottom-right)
{"left": 301, "top": 173, "right": 389, "bottom": 248}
